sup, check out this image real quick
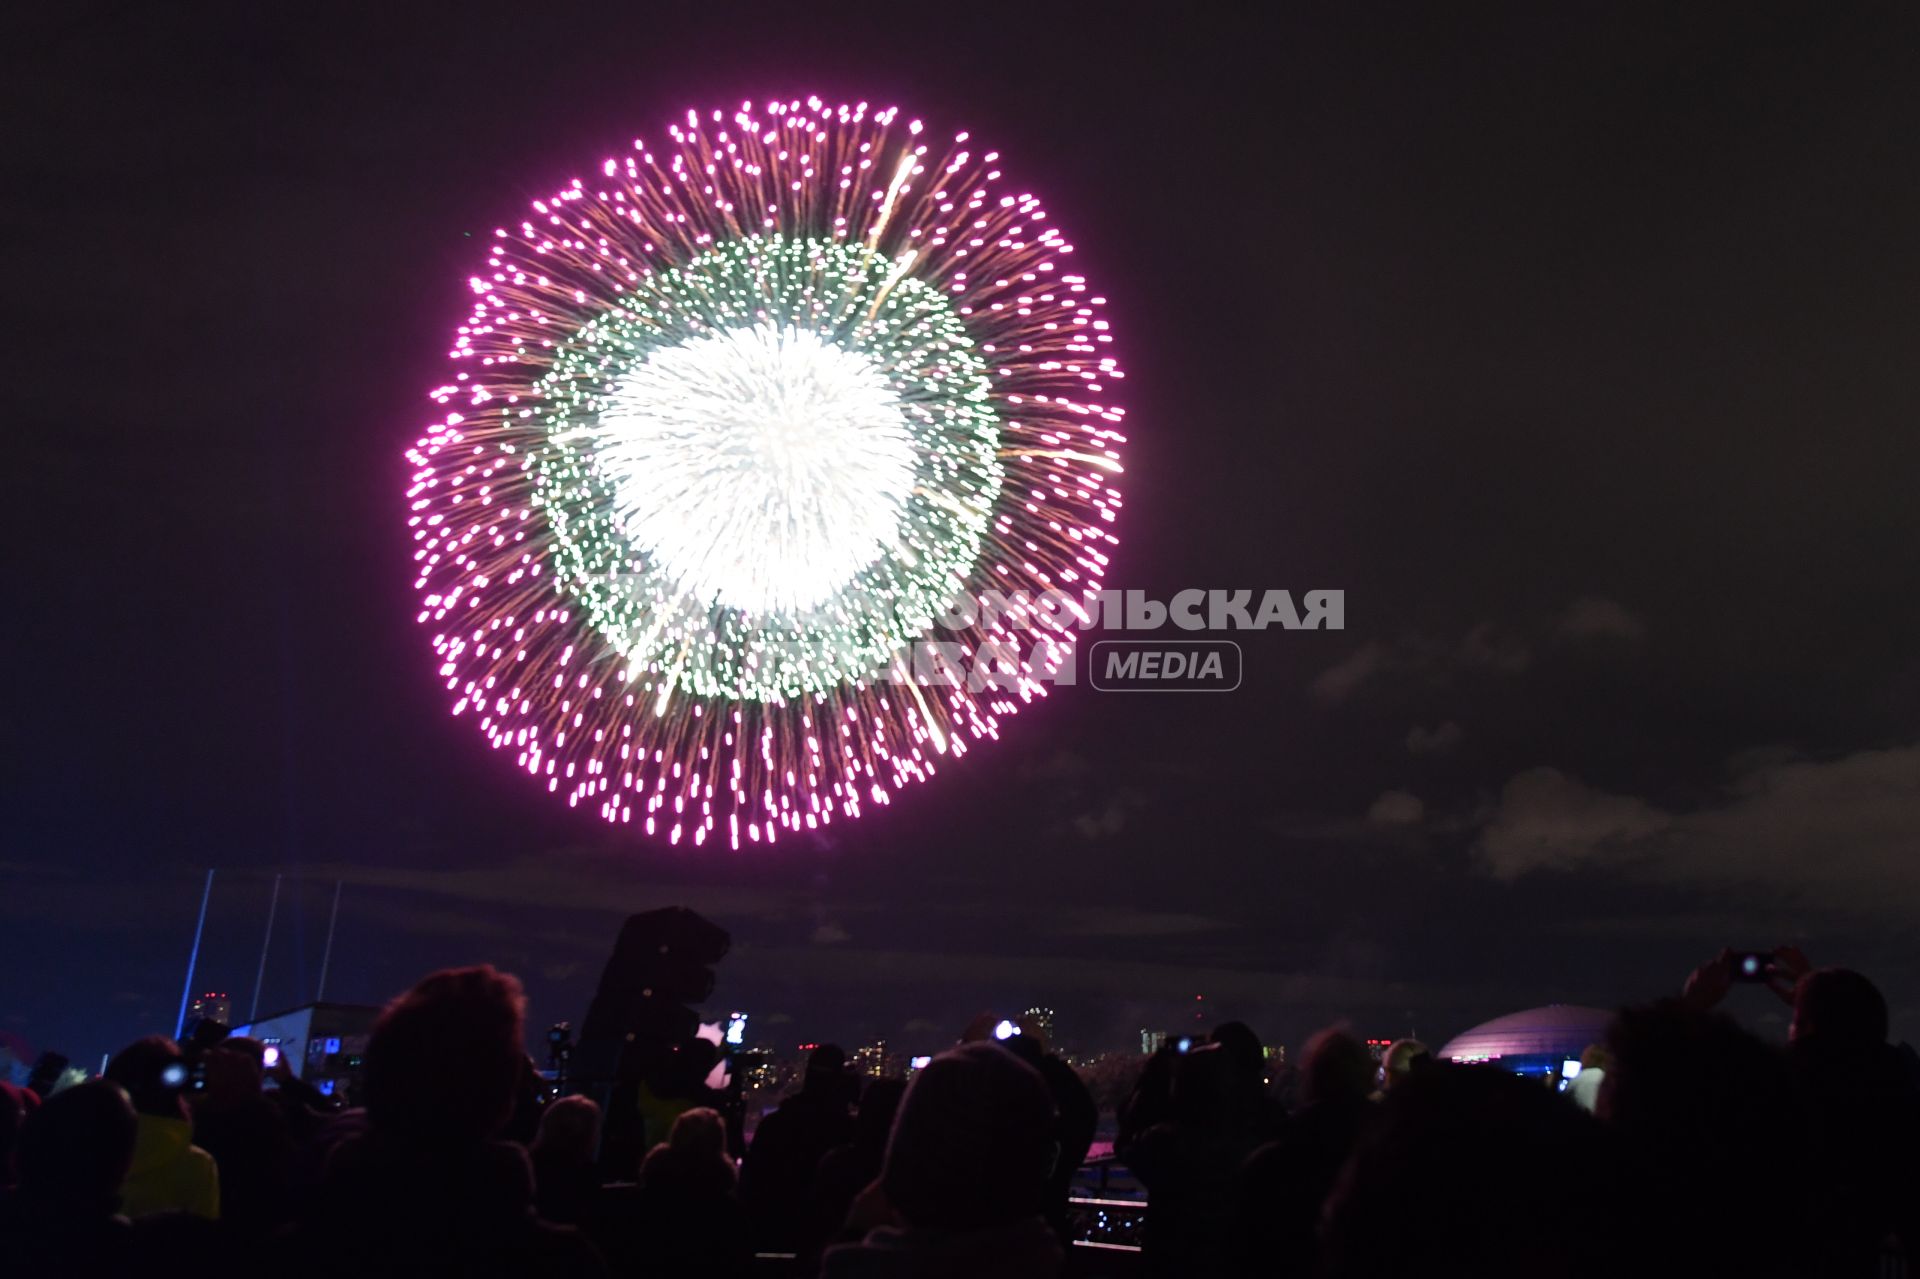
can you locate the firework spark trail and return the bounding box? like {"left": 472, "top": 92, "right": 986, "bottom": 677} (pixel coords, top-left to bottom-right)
{"left": 407, "top": 97, "right": 1125, "bottom": 847}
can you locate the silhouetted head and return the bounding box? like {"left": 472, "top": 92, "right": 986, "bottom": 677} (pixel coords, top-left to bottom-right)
{"left": 804, "top": 1043, "right": 848, "bottom": 1087}
{"left": 1791, "top": 967, "right": 1888, "bottom": 1050}
{"left": 214, "top": 1035, "right": 266, "bottom": 1068}
{"left": 104, "top": 1036, "right": 190, "bottom": 1119}
{"left": 531, "top": 1094, "right": 601, "bottom": 1163}
{"left": 365, "top": 965, "right": 526, "bottom": 1146}
{"left": 998, "top": 1027, "right": 1046, "bottom": 1071}
{"left": 1169, "top": 1042, "right": 1235, "bottom": 1127}
{"left": 882, "top": 1042, "right": 1057, "bottom": 1232}
{"left": 1013, "top": 1015, "right": 1051, "bottom": 1054}
{"left": 201, "top": 1038, "right": 267, "bottom": 1105}
{"left": 667, "top": 1106, "right": 728, "bottom": 1161}
{"left": 1209, "top": 1021, "right": 1265, "bottom": 1085}
{"left": 16, "top": 1080, "right": 139, "bottom": 1210}
{"left": 1321, "top": 1063, "right": 1610, "bottom": 1277}
{"left": 957, "top": 1013, "right": 999, "bottom": 1043}
{"left": 1381, "top": 1038, "right": 1430, "bottom": 1091}
{"left": 854, "top": 1076, "right": 908, "bottom": 1155}
{"left": 1301, "top": 1027, "right": 1375, "bottom": 1107}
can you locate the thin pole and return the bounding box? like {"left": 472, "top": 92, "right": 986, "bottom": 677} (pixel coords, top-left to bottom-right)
{"left": 315, "top": 879, "right": 343, "bottom": 1002}
{"left": 249, "top": 873, "right": 283, "bottom": 1023}
{"left": 174, "top": 869, "right": 215, "bottom": 1039}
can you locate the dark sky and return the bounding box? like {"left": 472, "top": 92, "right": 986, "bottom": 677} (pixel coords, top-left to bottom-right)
{"left": 6, "top": 1, "right": 1919, "bottom": 1070}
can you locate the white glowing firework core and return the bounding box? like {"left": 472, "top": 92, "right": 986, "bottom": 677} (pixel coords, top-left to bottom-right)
{"left": 594, "top": 323, "right": 919, "bottom": 614}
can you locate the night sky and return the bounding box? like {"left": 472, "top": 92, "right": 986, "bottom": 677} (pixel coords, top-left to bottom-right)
{"left": 7, "top": 2, "right": 1920, "bottom": 1071}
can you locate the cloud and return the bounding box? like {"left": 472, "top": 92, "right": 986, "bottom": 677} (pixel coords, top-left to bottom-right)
{"left": 298, "top": 853, "right": 817, "bottom": 927}
{"left": 1367, "top": 790, "right": 1427, "bottom": 825}
{"left": 1309, "top": 641, "right": 1391, "bottom": 703}
{"left": 1457, "top": 622, "right": 1532, "bottom": 673}
{"left": 1679, "top": 745, "right": 1920, "bottom": 902}
{"left": 1476, "top": 768, "right": 1671, "bottom": 879}
{"left": 1067, "top": 787, "right": 1148, "bottom": 840}
{"left": 1556, "top": 596, "right": 1648, "bottom": 644}
{"left": 1406, "top": 721, "right": 1464, "bottom": 755}
{"left": 1046, "top": 907, "right": 1235, "bottom": 939}
{"left": 1313, "top": 599, "right": 1645, "bottom": 706}
{"left": 1474, "top": 745, "right": 1920, "bottom": 908}
{"left": 1073, "top": 803, "right": 1129, "bottom": 839}
{"left": 1308, "top": 622, "right": 1529, "bottom": 704}
{"left": 1723, "top": 743, "right": 1803, "bottom": 778}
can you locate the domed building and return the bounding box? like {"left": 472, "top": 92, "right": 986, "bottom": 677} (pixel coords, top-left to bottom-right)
{"left": 1439, "top": 1005, "right": 1613, "bottom": 1080}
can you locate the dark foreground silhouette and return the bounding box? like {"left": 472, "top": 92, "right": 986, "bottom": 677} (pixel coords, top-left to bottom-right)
{"left": 3, "top": 946, "right": 1915, "bottom": 1278}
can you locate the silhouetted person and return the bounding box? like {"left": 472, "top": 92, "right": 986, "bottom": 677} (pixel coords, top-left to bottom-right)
{"left": 1600, "top": 999, "right": 1818, "bottom": 1277}
{"left": 1232, "top": 1027, "right": 1377, "bottom": 1277}
{"left": 634, "top": 1105, "right": 750, "bottom": 1275}
{"left": 999, "top": 1027, "right": 1098, "bottom": 1242}
{"left": 292, "top": 965, "right": 604, "bottom": 1277}
{"left": 810, "top": 1076, "right": 907, "bottom": 1260}
{"left": 1116, "top": 1043, "right": 1179, "bottom": 1155}
{"left": 1319, "top": 1062, "right": 1617, "bottom": 1278}
{"left": 1210, "top": 1020, "right": 1287, "bottom": 1142}
{"left": 1377, "top": 1037, "right": 1429, "bottom": 1096}
{"left": 0, "top": 1080, "right": 32, "bottom": 1190}
{"left": 189, "top": 1036, "right": 295, "bottom": 1237}
{"left": 639, "top": 1104, "right": 735, "bottom": 1195}
{"left": 1565, "top": 1043, "right": 1607, "bottom": 1113}
{"left": 623, "top": 1036, "right": 727, "bottom": 1162}
{"left": 822, "top": 1041, "right": 1063, "bottom": 1278}
{"left": 502, "top": 1054, "right": 547, "bottom": 1147}
{"left": 1130, "top": 1042, "right": 1269, "bottom": 1276}
{"left": 0, "top": 1080, "right": 143, "bottom": 1268}
{"left": 740, "top": 1042, "right": 856, "bottom": 1251}
{"left": 105, "top": 1035, "right": 220, "bottom": 1220}
{"left": 529, "top": 1094, "right": 602, "bottom": 1226}
{"left": 579, "top": 1100, "right": 743, "bottom": 1275}
{"left": 1787, "top": 966, "right": 1920, "bottom": 1274}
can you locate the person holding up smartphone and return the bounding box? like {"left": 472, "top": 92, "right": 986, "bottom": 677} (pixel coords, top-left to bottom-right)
{"left": 1680, "top": 945, "right": 1813, "bottom": 1013}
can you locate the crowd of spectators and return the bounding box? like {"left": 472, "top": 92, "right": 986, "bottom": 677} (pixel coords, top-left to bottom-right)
{"left": 1, "top": 946, "right": 1914, "bottom": 1277}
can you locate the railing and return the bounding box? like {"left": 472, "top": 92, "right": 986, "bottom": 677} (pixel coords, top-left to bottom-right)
{"left": 1068, "top": 1155, "right": 1146, "bottom": 1252}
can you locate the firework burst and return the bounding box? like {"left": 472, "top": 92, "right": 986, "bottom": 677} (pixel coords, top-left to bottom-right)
{"left": 406, "top": 97, "right": 1125, "bottom": 846}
